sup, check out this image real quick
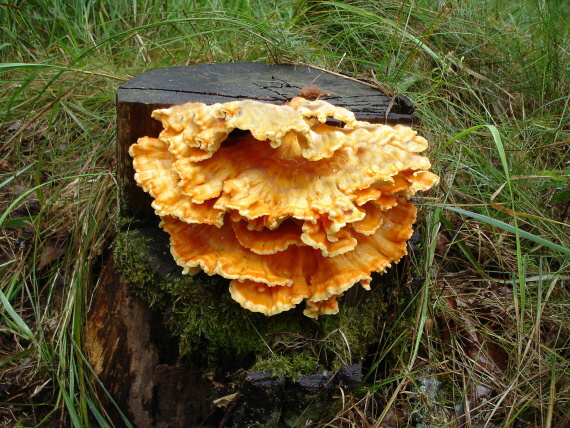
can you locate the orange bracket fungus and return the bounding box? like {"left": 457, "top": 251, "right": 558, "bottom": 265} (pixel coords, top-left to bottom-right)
{"left": 129, "top": 97, "right": 439, "bottom": 318}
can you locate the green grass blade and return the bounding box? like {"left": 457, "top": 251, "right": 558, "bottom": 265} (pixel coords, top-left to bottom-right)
{"left": 73, "top": 343, "right": 135, "bottom": 428}
{"left": 57, "top": 378, "right": 84, "bottom": 428}
{"left": 84, "top": 395, "right": 112, "bottom": 428}
{"left": 0, "top": 163, "right": 36, "bottom": 189}
{"left": 440, "top": 205, "right": 570, "bottom": 256}
{"left": 0, "top": 173, "right": 98, "bottom": 227}
{"left": 0, "top": 289, "right": 38, "bottom": 345}
{"left": 0, "top": 347, "right": 34, "bottom": 367}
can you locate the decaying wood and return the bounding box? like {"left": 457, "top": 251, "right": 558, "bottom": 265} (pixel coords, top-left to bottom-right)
{"left": 85, "top": 256, "right": 222, "bottom": 427}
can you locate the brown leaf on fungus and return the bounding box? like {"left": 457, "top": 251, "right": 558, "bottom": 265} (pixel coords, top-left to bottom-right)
{"left": 129, "top": 97, "right": 439, "bottom": 317}
{"left": 297, "top": 84, "right": 331, "bottom": 99}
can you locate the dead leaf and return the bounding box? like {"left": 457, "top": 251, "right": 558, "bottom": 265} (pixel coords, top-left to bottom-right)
{"left": 0, "top": 160, "right": 13, "bottom": 172}
{"left": 37, "top": 241, "right": 65, "bottom": 269}
{"left": 435, "top": 232, "right": 449, "bottom": 256}
{"left": 213, "top": 392, "right": 238, "bottom": 408}
{"left": 379, "top": 409, "right": 408, "bottom": 428}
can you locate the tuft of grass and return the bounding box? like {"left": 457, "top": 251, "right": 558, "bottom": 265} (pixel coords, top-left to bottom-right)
{"left": 1, "top": 0, "right": 569, "bottom": 426}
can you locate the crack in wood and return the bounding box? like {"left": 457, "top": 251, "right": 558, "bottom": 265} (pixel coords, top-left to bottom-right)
{"left": 118, "top": 87, "right": 268, "bottom": 100}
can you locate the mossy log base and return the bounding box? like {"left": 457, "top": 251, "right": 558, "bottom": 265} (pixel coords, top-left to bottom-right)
{"left": 85, "top": 63, "right": 415, "bottom": 427}
{"left": 86, "top": 227, "right": 392, "bottom": 427}
{"left": 86, "top": 227, "right": 391, "bottom": 426}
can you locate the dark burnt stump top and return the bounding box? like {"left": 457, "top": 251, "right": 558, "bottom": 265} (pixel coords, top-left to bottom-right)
{"left": 116, "top": 62, "right": 414, "bottom": 224}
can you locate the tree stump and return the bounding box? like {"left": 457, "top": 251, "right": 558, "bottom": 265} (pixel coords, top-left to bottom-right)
{"left": 85, "top": 63, "right": 415, "bottom": 427}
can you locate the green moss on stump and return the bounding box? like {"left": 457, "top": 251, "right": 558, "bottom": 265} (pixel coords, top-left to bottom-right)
{"left": 251, "top": 351, "right": 322, "bottom": 381}
{"left": 115, "top": 226, "right": 392, "bottom": 372}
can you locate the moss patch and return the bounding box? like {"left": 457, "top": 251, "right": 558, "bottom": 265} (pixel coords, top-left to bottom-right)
{"left": 115, "top": 226, "right": 393, "bottom": 373}
{"left": 251, "top": 351, "right": 322, "bottom": 381}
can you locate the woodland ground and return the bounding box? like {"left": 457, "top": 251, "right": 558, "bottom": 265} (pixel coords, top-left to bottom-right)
{"left": 1, "top": 0, "right": 569, "bottom": 427}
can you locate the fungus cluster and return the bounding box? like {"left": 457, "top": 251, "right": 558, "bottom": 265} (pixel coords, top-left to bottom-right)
{"left": 129, "top": 97, "right": 439, "bottom": 318}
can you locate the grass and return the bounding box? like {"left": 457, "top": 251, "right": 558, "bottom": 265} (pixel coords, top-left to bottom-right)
{"left": 1, "top": 0, "right": 569, "bottom": 426}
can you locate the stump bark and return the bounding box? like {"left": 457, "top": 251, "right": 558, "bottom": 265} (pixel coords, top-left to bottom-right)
{"left": 85, "top": 63, "right": 415, "bottom": 427}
